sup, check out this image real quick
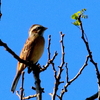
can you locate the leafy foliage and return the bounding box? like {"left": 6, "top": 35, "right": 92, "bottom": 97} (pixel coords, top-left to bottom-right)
{"left": 71, "top": 9, "right": 88, "bottom": 26}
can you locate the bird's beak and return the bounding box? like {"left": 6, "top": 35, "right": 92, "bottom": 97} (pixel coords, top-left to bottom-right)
{"left": 44, "top": 27, "right": 48, "bottom": 30}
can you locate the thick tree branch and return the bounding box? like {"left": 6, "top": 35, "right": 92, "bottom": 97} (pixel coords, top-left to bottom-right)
{"left": 33, "top": 66, "right": 42, "bottom": 100}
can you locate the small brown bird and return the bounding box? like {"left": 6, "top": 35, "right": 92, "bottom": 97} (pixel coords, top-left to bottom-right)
{"left": 11, "top": 24, "right": 47, "bottom": 93}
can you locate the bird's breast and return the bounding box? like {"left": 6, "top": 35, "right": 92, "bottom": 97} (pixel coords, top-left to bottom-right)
{"left": 30, "top": 36, "right": 45, "bottom": 63}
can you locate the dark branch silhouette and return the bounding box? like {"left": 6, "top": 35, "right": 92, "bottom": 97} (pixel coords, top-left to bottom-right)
{"left": 79, "top": 15, "right": 100, "bottom": 85}
{"left": 77, "top": 15, "right": 100, "bottom": 99}
{"left": 86, "top": 92, "right": 98, "bottom": 100}
{"left": 0, "top": 39, "right": 31, "bottom": 66}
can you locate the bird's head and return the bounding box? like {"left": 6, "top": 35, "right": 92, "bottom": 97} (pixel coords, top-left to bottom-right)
{"left": 29, "top": 24, "right": 47, "bottom": 36}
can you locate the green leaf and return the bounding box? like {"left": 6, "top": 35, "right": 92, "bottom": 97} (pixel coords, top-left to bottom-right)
{"left": 71, "top": 8, "right": 88, "bottom": 26}
{"left": 72, "top": 20, "right": 81, "bottom": 26}
{"left": 77, "top": 11, "right": 81, "bottom": 14}
{"left": 71, "top": 13, "right": 79, "bottom": 20}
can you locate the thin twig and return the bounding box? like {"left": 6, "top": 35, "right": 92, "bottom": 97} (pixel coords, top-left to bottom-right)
{"left": 40, "top": 51, "right": 58, "bottom": 72}
{"left": 51, "top": 32, "right": 65, "bottom": 100}
{"left": 22, "top": 94, "right": 37, "bottom": 99}
{"left": 16, "top": 91, "right": 37, "bottom": 100}
{"left": 59, "top": 55, "right": 89, "bottom": 99}
{"left": 16, "top": 91, "right": 21, "bottom": 99}
{"left": 78, "top": 16, "right": 100, "bottom": 99}
{"left": 16, "top": 72, "right": 25, "bottom": 100}
{"left": 59, "top": 32, "right": 65, "bottom": 67}
{"left": 69, "top": 55, "right": 89, "bottom": 83}
{"left": 20, "top": 71, "right": 25, "bottom": 100}
{"left": 47, "top": 35, "right": 51, "bottom": 60}
{"left": 65, "top": 63, "right": 69, "bottom": 83}
{"left": 40, "top": 35, "right": 58, "bottom": 72}
{"left": 79, "top": 16, "right": 100, "bottom": 84}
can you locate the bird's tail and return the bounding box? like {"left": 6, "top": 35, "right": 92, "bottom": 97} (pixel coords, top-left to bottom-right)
{"left": 11, "top": 72, "right": 21, "bottom": 93}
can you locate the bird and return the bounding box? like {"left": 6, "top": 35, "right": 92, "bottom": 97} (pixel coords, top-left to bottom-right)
{"left": 11, "top": 24, "right": 47, "bottom": 93}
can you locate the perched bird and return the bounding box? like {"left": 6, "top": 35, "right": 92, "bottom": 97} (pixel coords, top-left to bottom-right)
{"left": 11, "top": 24, "right": 47, "bottom": 93}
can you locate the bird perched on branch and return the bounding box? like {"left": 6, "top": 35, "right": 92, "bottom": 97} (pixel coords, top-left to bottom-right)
{"left": 11, "top": 24, "right": 47, "bottom": 93}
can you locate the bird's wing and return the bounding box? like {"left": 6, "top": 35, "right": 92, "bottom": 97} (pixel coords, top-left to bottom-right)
{"left": 11, "top": 36, "right": 37, "bottom": 92}
{"left": 17, "top": 36, "right": 36, "bottom": 71}
{"left": 20, "top": 36, "right": 36, "bottom": 60}
{"left": 17, "top": 35, "right": 44, "bottom": 72}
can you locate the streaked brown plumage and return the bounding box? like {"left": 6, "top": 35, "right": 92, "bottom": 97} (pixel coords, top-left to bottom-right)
{"left": 11, "top": 24, "right": 47, "bottom": 93}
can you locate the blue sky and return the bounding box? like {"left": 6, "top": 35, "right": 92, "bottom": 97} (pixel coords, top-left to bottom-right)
{"left": 0, "top": 0, "right": 100, "bottom": 100}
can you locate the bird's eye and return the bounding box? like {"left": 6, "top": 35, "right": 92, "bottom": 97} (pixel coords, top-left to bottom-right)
{"left": 34, "top": 27, "right": 41, "bottom": 31}
{"left": 37, "top": 27, "right": 41, "bottom": 30}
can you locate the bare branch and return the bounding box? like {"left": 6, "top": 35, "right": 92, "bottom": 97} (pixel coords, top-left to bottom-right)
{"left": 78, "top": 16, "right": 100, "bottom": 98}
{"left": 47, "top": 35, "right": 51, "bottom": 60}
{"left": 33, "top": 66, "right": 42, "bottom": 100}
{"left": 79, "top": 16, "right": 100, "bottom": 83}
{"left": 40, "top": 51, "right": 58, "bottom": 72}
{"left": 59, "top": 32, "right": 65, "bottom": 67}
{"left": 59, "top": 55, "right": 89, "bottom": 99}
{"left": 22, "top": 94, "right": 37, "bottom": 99}
{"left": 16, "top": 91, "right": 37, "bottom": 100}
{"left": 86, "top": 92, "right": 98, "bottom": 100}
{"left": 51, "top": 62, "right": 57, "bottom": 78}
{"left": 69, "top": 56, "right": 89, "bottom": 83}
{"left": 65, "top": 63, "right": 69, "bottom": 83}
{"left": 51, "top": 32, "right": 65, "bottom": 100}
{"left": 0, "top": 39, "right": 32, "bottom": 66}
{"left": 40, "top": 35, "right": 58, "bottom": 72}
{"left": 16, "top": 91, "right": 21, "bottom": 99}
{"left": 20, "top": 71, "right": 25, "bottom": 100}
